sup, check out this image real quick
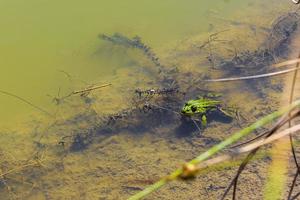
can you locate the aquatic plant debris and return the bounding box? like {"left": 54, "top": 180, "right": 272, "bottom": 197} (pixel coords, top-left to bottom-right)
{"left": 135, "top": 87, "right": 180, "bottom": 98}
{"left": 58, "top": 88, "right": 185, "bottom": 150}
{"left": 99, "top": 33, "right": 165, "bottom": 73}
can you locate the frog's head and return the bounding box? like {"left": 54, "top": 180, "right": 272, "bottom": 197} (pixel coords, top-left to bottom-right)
{"left": 181, "top": 100, "right": 198, "bottom": 116}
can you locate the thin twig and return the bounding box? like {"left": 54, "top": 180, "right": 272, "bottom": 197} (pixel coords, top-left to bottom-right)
{"left": 231, "top": 110, "right": 300, "bottom": 148}
{"left": 191, "top": 119, "right": 202, "bottom": 134}
{"left": 52, "top": 83, "right": 111, "bottom": 103}
{"left": 208, "top": 30, "right": 229, "bottom": 69}
{"left": 191, "top": 113, "right": 300, "bottom": 169}
{"left": 272, "top": 58, "right": 300, "bottom": 67}
{"left": 0, "top": 89, "right": 54, "bottom": 117}
{"left": 288, "top": 169, "right": 299, "bottom": 199}
{"left": 290, "top": 192, "right": 300, "bottom": 200}
{"left": 240, "top": 124, "right": 300, "bottom": 151}
{"left": 221, "top": 150, "right": 257, "bottom": 200}
{"left": 203, "top": 67, "right": 299, "bottom": 82}
{"left": 0, "top": 161, "right": 40, "bottom": 178}
{"left": 146, "top": 103, "right": 182, "bottom": 117}
{"left": 287, "top": 53, "right": 300, "bottom": 198}
{"left": 72, "top": 83, "right": 112, "bottom": 95}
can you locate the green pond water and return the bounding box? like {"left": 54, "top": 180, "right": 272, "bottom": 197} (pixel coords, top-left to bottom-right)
{"left": 0, "top": 0, "right": 266, "bottom": 127}
{"left": 0, "top": 0, "right": 297, "bottom": 199}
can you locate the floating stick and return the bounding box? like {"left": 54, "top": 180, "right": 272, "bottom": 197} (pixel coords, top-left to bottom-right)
{"left": 52, "top": 83, "right": 111, "bottom": 103}
{"left": 71, "top": 83, "right": 112, "bottom": 95}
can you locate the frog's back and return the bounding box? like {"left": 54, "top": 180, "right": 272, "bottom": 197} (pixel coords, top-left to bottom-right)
{"left": 193, "top": 98, "right": 220, "bottom": 113}
{"left": 197, "top": 98, "right": 220, "bottom": 107}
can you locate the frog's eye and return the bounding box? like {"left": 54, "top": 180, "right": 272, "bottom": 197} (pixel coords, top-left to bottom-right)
{"left": 191, "top": 105, "right": 197, "bottom": 112}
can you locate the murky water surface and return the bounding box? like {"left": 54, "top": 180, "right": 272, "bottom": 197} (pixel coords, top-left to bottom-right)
{"left": 0, "top": 0, "right": 267, "bottom": 126}
{"left": 0, "top": 0, "right": 296, "bottom": 199}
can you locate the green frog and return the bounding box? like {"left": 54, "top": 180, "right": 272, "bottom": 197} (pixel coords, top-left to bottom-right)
{"left": 181, "top": 95, "right": 237, "bottom": 127}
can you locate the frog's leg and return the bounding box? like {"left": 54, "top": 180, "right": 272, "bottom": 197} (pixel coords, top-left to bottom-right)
{"left": 201, "top": 115, "right": 207, "bottom": 127}
{"left": 218, "top": 106, "right": 237, "bottom": 118}
{"left": 205, "top": 92, "right": 222, "bottom": 98}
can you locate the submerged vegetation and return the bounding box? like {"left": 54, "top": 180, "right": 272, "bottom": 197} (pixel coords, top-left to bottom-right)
{"left": 1, "top": 2, "right": 300, "bottom": 200}
{"left": 99, "top": 33, "right": 165, "bottom": 74}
